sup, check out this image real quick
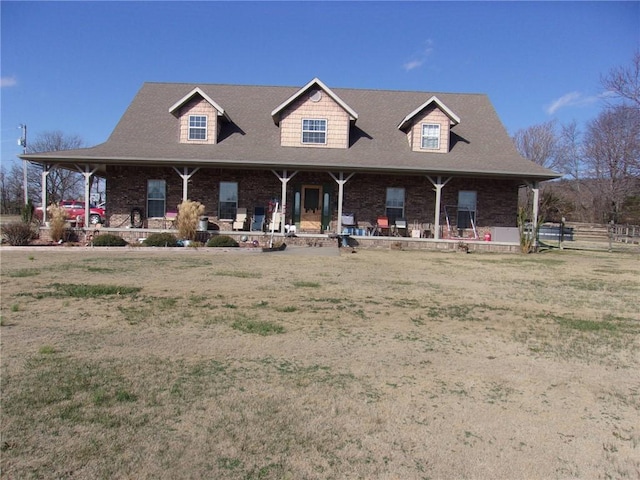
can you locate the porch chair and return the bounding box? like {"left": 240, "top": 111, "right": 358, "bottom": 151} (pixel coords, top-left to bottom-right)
{"left": 394, "top": 218, "right": 408, "bottom": 237}
{"left": 232, "top": 208, "right": 248, "bottom": 231}
{"left": 268, "top": 212, "right": 283, "bottom": 233}
{"left": 376, "top": 216, "right": 390, "bottom": 236}
{"left": 250, "top": 206, "right": 266, "bottom": 232}
{"left": 341, "top": 213, "right": 356, "bottom": 234}
{"left": 164, "top": 210, "right": 178, "bottom": 229}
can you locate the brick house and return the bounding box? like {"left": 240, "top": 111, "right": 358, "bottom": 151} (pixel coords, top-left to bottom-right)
{"left": 22, "top": 78, "right": 559, "bottom": 240}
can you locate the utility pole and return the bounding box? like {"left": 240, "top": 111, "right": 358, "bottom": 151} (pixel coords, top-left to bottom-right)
{"left": 18, "top": 124, "right": 28, "bottom": 205}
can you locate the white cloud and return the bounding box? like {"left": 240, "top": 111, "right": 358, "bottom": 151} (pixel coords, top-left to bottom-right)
{"left": 403, "top": 40, "right": 435, "bottom": 72}
{"left": 1, "top": 76, "right": 17, "bottom": 88}
{"left": 545, "top": 91, "right": 603, "bottom": 115}
{"left": 403, "top": 60, "right": 424, "bottom": 71}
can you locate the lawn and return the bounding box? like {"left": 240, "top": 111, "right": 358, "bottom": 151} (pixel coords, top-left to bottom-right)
{"left": 1, "top": 247, "right": 639, "bottom": 479}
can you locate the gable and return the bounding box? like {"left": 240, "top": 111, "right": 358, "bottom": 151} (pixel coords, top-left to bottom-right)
{"left": 278, "top": 88, "right": 352, "bottom": 149}
{"left": 169, "top": 87, "right": 229, "bottom": 145}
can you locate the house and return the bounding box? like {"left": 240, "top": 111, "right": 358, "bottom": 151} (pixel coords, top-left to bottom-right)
{"left": 22, "top": 78, "right": 559, "bottom": 241}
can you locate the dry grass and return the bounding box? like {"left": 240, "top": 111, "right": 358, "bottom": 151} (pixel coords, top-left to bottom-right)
{"left": 1, "top": 247, "right": 639, "bottom": 479}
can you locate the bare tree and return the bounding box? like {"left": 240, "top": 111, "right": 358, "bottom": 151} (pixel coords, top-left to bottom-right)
{"left": 26, "top": 131, "right": 85, "bottom": 204}
{"left": 583, "top": 105, "right": 640, "bottom": 222}
{"left": 601, "top": 50, "right": 640, "bottom": 107}
{"left": 0, "top": 164, "right": 27, "bottom": 214}
{"left": 512, "top": 120, "right": 560, "bottom": 170}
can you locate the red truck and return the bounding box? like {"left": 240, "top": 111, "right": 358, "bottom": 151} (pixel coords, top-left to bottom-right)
{"left": 36, "top": 200, "right": 105, "bottom": 226}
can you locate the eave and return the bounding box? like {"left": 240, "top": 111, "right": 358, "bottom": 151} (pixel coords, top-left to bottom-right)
{"left": 20, "top": 152, "right": 561, "bottom": 182}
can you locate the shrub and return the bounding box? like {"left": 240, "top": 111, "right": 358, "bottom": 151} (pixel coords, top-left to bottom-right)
{"left": 92, "top": 234, "right": 127, "bottom": 247}
{"left": 1, "top": 222, "right": 36, "bottom": 246}
{"left": 21, "top": 200, "right": 35, "bottom": 224}
{"left": 143, "top": 232, "right": 178, "bottom": 247}
{"left": 206, "top": 235, "right": 239, "bottom": 248}
{"left": 177, "top": 200, "right": 205, "bottom": 241}
{"left": 47, "top": 204, "right": 68, "bottom": 242}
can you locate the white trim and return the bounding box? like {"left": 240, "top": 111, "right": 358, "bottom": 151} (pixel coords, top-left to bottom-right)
{"left": 398, "top": 95, "right": 460, "bottom": 131}
{"left": 421, "top": 123, "right": 440, "bottom": 150}
{"left": 271, "top": 77, "right": 358, "bottom": 125}
{"left": 188, "top": 115, "right": 208, "bottom": 141}
{"left": 169, "top": 87, "right": 229, "bottom": 120}
{"left": 301, "top": 118, "right": 328, "bottom": 145}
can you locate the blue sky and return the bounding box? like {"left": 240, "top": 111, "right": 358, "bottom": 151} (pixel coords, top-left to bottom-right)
{"left": 1, "top": 1, "right": 638, "bottom": 167}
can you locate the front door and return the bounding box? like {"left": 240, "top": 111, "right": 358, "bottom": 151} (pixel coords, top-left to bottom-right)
{"left": 301, "top": 185, "right": 322, "bottom": 232}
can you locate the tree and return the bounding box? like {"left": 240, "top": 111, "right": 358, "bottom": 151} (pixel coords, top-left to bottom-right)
{"left": 0, "top": 163, "right": 26, "bottom": 214}
{"left": 601, "top": 50, "right": 640, "bottom": 107}
{"left": 26, "top": 131, "right": 85, "bottom": 204}
{"left": 512, "top": 120, "right": 560, "bottom": 170}
{"left": 583, "top": 105, "right": 640, "bottom": 222}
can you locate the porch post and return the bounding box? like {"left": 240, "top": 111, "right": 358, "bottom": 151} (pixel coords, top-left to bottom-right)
{"left": 328, "top": 172, "right": 355, "bottom": 234}
{"left": 76, "top": 164, "right": 99, "bottom": 227}
{"left": 531, "top": 181, "right": 540, "bottom": 249}
{"left": 173, "top": 167, "right": 200, "bottom": 203}
{"left": 271, "top": 170, "right": 298, "bottom": 234}
{"left": 426, "top": 175, "right": 452, "bottom": 239}
{"left": 41, "top": 164, "right": 51, "bottom": 223}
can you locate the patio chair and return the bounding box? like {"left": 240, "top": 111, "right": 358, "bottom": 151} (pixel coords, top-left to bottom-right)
{"left": 251, "top": 206, "right": 266, "bottom": 231}
{"left": 376, "top": 216, "right": 390, "bottom": 236}
{"left": 164, "top": 210, "right": 177, "bottom": 229}
{"left": 268, "top": 212, "right": 283, "bottom": 233}
{"left": 341, "top": 213, "right": 356, "bottom": 234}
{"left": 232, "top": 208, "right": 248, "bottom": 230}
{"left": 394, "top": 218, "right": 408, "bottom": 237}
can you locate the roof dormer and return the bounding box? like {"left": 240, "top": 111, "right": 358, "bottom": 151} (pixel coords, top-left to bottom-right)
{"left": 271, "top": 78, "right": 358, "bottom": 149}
{"left": 398, "top": 96, "right": 460, "bottom": 154}
{"left": 169, "top": 87, "right": 230, "bottom": 145}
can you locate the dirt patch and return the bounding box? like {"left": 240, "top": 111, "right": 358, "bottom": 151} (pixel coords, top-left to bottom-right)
{"left": 1, "top": 248, "right": 639, "bottom": 479}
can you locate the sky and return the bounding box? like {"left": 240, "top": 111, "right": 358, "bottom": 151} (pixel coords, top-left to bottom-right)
{"left": 1, "top": 1, "right": 639, "bottom": 168}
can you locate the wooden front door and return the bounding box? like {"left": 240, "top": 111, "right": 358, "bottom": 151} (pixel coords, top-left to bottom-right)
{"left": 301, "top": 185, "right": 322, "bottom": 232}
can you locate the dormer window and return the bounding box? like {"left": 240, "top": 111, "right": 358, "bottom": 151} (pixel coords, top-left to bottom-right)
{"left": 302, "top": 119, "right": 327, "bottom": 144}
{"left": 189, "top": 115, "right": 208, "bottom": 140}
{"left": 421, "top": 124, "right": 440, "bottom": 150}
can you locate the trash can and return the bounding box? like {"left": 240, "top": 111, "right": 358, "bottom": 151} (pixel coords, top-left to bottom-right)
{"left": 198, "top": 217, "right": 209, "bottom": 231}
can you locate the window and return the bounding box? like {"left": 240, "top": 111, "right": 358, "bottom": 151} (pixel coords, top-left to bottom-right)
{"left": 219, "top": 181, "right": 238, "bottom": 220}
{"left": 385, "top": 187, "right": 405, "bottom": 224}
{"left": 147, "top": 180, "right": 166, "bottom": 218}
{"left": 188, "top": 115, "right": 207, "bottom": 140}
{"left": 421, "top": 123, "right": 440, "bottom": 149}
{"left": 302, "top": 119, "right": 327, "bottom": 144}
{"left": 457, "top": 191, "right": 477, "bottom": 229}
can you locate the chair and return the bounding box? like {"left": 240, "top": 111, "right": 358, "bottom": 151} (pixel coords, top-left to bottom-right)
{"left": 232, "top": 208, "right": 248, "bottom": 230}
{"left": 394, "top": 218, "right": 408, "bottom": 237}
{"left": 376, "top": 216, "right": 390, "bottom": 236}
{"left": 341, "top": 213, "right": 356, "bottom": 234}
{"left": 251, "top": 206, "right": 266, "bottom": 231}
{"left": 164, "top": 210, "right": 177, "bottom": 229}
{"left": 268, "top": 212, "right": 283, "bottom": 232}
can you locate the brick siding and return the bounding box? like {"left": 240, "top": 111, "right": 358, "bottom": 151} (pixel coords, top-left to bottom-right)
{"left": 105, "top": 166, "right": 519, "bottom": 231}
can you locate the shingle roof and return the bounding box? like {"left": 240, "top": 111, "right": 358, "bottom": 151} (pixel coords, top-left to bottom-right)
{"left": 22, "top": 81, "right": 560, "bottom": 180}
